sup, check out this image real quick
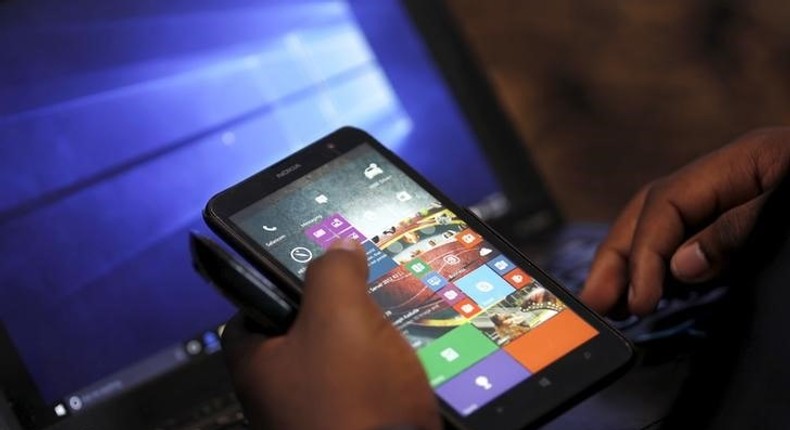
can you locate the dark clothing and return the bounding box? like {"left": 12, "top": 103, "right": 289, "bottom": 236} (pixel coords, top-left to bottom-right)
{"left": 664, "top": 174, "right": 790, "bottom": 429}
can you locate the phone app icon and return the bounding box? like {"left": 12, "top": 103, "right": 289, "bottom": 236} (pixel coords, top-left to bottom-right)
{"left": 396, "top": 190, "right": 412, "bottom": 202}
{"left": 475, "top": 375, "right": 493, "bottom": 390}
{"left": 290, "top": 246, "right": 313, "bottom": 263}
{"left": 312, "top": 228, "right": 327, "bottom": 239}
{"left": 443, "top": 254, "right": 462, "bottom": 265}
{"left": 454, "top": 265, "right": 514, "bottom": 307}
{"left": 475, "top": 281, "right": 494, "bottom": 293}
{"left": 364, "top": 163, "right": 384, "bottom": 179}
{"left": 315, "top": 194, "right": 329, "bottom": 204}
{"left": 422, "top": 272, "right": 448, "bottom": 291}
{"left": 437, "top": 284, "right": 465, "bottom": 305}
{"left": 486, "top": 255, "right": 515, "bottom": 275}
{"left": 262, "top": 225, "right": 278, "bottom": 232}
{"left": 453, "top": 298, "right": 482, "bottom": 319}
{"left": 456, "top": 229, "right": 482, "bottom": 248}
{"left": 417, "top": 324, "right": 498, "bottom": 386}
{"left": 436, "top": 350, "right": 530, "bottom": 416}
{"left": 504, "top": 268, "right": 532, "bottom": 289}
{"left": 440, "top": 347, "right": 460, "bottom": 363}
{"left": 405, "top": 258, "right": 430, "bottom": 278}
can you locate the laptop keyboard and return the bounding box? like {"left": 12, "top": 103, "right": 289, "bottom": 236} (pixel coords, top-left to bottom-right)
{"left": 152, "top": 392, "right": 247, "bottom": 430}
{"left": 541, "top": 223, "right": 727, "bottom": 345}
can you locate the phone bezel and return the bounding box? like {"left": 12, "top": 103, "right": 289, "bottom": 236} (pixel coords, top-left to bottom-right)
{"left": 204, "top": 126, "right": 634, "bottom": 430}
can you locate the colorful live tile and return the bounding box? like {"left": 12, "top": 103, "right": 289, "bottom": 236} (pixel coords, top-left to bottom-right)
{"left": 340, "top": 227, "right": 366, "bottom": 242}
{"left": 504, "top": 310, "right": 598, "bottom": 372}
{"left": 456, "top": 228, "right": 483, "bottom": 248}
{"left": 503, "top": 268, "right": 532, "bottom": 289}
{"left": 416, "top": 324, "right": 498, "bottom": 387}
{"left": 325, "top": 214, "right": 350, "bottom": 233}
{"left": 363, "top": 241, "right": 399, "bottom": 282}
{"left": 422, "top": 272, "right": 448, "bottom": 292}
{"left": 453, "top": 298, "right": 482, "bottom": 319}
{"left": 453, "top": 265, "right": 515, "bottom": 308}
{"left": 486, "top": 254, "right": 515, "bottom": 276}
{"left": 436, "top": 350, "right": 531, "bottom": 416}
{"left": 437, "top": 284, "right": 465, "bottom": 305}
{"left": 405, "top": 257, "right": 431, "bottom": 278}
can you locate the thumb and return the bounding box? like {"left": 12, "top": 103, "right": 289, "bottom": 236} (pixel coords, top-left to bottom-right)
{"left": 670, "top": 195, "right": 766, "bottom": 282}
{"left": 295, "top": 239, "right": 381, "bottom": 329}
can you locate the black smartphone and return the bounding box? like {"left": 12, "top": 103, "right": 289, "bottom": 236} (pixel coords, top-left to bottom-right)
{"left": 204, "top": 127, "right": 634, "bottom": 430}
{"left": 189, "top": 232, "right": 296, "bottom": 335}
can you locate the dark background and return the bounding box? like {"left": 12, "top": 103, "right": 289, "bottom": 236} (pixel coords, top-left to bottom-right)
{"left": 447, "top": 0, "right": 790, "bottom": 221}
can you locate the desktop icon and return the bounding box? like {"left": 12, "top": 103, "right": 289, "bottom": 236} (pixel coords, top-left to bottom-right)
{"left": 315, "top": 194, "right": 329, "bottom": 204}
{"left": 68, "top": 396, "right": 83, "bottom": 411}
{"left": 185, "top": 339, "right": 202, "bottom": 355}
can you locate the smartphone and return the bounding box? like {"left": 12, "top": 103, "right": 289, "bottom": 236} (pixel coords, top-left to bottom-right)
{"left": 204, "top": 127, "right": 634, "bottom": 430}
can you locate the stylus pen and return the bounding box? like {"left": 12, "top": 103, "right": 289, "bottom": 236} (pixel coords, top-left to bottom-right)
{"left": 189, "top": 232, "right": 296, "bottom": 336}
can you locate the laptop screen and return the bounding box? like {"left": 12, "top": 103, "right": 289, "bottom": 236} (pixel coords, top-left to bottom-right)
{"left": 0, "top": 0, "right": 511, "bottom": 420}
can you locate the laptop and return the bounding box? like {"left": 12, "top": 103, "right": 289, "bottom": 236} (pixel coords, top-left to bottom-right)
{"left": 0, "top": 1, "right": 711, "bottom": 429}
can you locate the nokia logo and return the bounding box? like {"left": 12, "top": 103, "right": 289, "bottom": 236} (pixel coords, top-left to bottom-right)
{"left": 275, "top": 163, "right": 302, "bottom": 178}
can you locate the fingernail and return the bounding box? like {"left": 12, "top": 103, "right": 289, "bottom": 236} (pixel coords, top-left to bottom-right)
{"left": 671, "top": 242, "right": 710, "bottom": 280}
{"left": 329, "top": 238, "right": 361, "bottom": 252}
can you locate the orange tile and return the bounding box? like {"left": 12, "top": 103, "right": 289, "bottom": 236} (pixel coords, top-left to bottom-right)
{"left": 503, "top": 310, "right": 598, "bottom": 372}
{"left": 503, "top": 268, "right": 532, "bottom": 289}
{"left": 456, "top": 228, "right": 483, "bottom": 248}
{"left": 453, "top": 298, "right": 482, "bottom": 319}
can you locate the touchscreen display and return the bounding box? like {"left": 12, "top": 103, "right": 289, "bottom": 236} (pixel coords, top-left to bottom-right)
{"left": 230, "top": 144, "right": 598, "bottom": 416}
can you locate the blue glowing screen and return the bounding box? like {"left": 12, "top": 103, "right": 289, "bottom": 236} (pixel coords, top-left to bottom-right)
{"left": 0, "top": 0, "right": 501, "bottom": 402}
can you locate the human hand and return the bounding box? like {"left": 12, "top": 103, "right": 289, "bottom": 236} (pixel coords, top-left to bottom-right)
{"left": 581, "top": 128, "right": 790, "bottom": 316}
{"left": 221, "top": 239, "right": 441, "bottom": 430}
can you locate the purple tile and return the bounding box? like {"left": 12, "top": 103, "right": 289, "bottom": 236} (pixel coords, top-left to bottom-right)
{"left": 304, "top": 223, "right": 337, "bottom": 249}
{"left": 325, "top": 214, "right": 350, "bottom": 234}
{"left": 340, "top": 227, "right": 367, "bottom": 242}
{"left": 437, "top": 284, "right": 465, "bottom": 305}
{"left": 436, "top": 349, "right": 530, "bottom": 416}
